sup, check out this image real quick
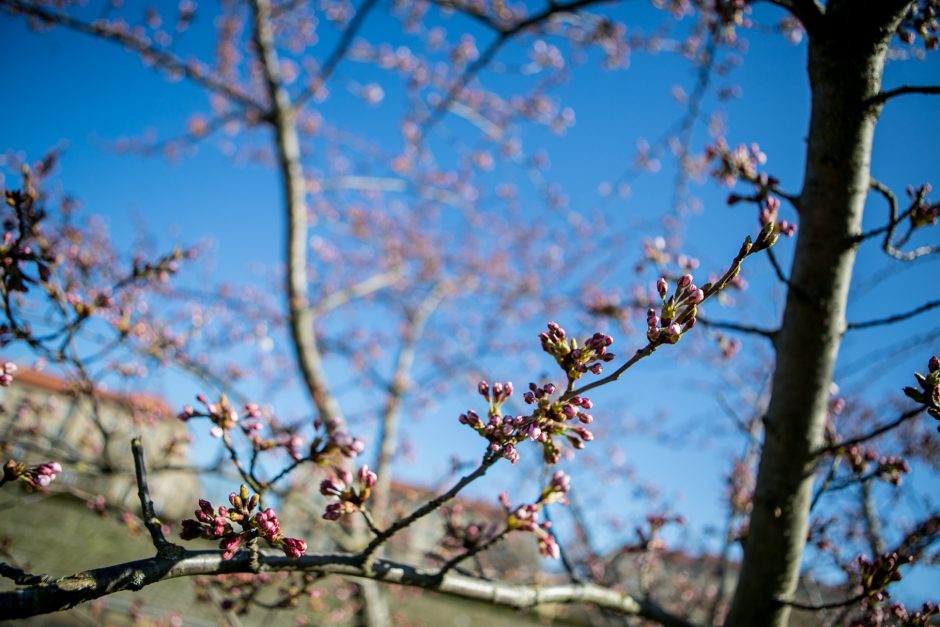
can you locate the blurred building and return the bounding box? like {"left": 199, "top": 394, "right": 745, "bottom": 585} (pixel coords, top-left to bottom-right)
{"left": 0, "top": 364, "right": 198, "bottom": 519}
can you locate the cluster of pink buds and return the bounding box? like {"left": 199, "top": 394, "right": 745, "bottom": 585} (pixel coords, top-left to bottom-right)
{"left": 868, "top": 602, "right": 940, "bottom": 627}
{"left": 0, "top": 361, "right": 16, "bottom": 386}
{"left": 499, "top": 471, "right": 571, "bottom": 559}
{"left": 903, "top": 356, "right": 940, "bottom": 431}
{"left": 538, "top": 322, "right": 615, "bottom": 384}
{"left": 843, "top": 445, "right": 911, "bottom": 486}
{"left": 177, "top": 394, "right": 240, "bottom": 438}
{"left": 460, "top": 380, "right": 595, "bottom": 464}
{"left": 1, "top": 459, "right": 62, "bottom": 489}
{"left": 647, "top": 273, "right": 704, "bottom": 344}
{"left": 908, "top": 183, "right": 939, "bottom": 229}
{"left": 478, "top": 380, "right": 513, "bottom": 413}
{"left": 180, "top": 485, "right": 307, "bottom": 560}
{"left": 308, "top": 416, "right": 365, "bottom": 463}
{"left": 857, "top": 551, "right": 912, "bottom": 604}
{"left": 705, "top": 138, "right": 766, "bottom": 186}
{"left": 319, "top": 465, "right": 377, "bottom": 521}
{"left": 130, "top": 246, "right": 193, "bottom": 283}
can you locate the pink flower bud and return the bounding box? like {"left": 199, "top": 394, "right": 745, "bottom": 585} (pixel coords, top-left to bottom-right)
{"left": 281, "top": 537, "right": 307, "bottom": 559}
{"left": 358, "top": 465, "right": 377, "bottom": 488}
{"left": 656, "top": 277, "right": 668, "bottom": 298}
{"left": 678, "top": 274, "right": 693, "bottom": 289}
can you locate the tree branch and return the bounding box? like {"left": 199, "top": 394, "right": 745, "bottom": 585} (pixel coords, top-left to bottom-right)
{"left": 0, "top": 549, "right": 698, "bottom": 626}
{"left": 696, "top": 316, "right": 777, "bottom": 341}
{"left": 372, "top": 285, "right": 446, "bottom": 525}
{"left": 131, "top": 437, "right": 181, "bottom": 557}
{"left": 359, "top": 453, "right": 499, "bottom": 565}
{"left": 293, "top": 0, "right": 382, "bottom": 110}
{"left": 867, "top": 85, "right": 940, "bottom": 107}
{"left": 861, "top": 178, "right": 939, "bottom": 261}
{"left": 420, "top": 0, "right": 616, "bottom": 135}
{"left": 846, "top": 298, "right": 940, "bottom": 331}
{"left": 251, "top": 0, "right": 347, "bottom": 433}
{"left": 816, "top": 407, "right": 925, "bottom": 456}
{"left": 0, "top": 0, "right": 264, "bottom": 114}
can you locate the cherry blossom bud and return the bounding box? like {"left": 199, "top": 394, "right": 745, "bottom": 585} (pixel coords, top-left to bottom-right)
{"left": 656, "top": 277, "right": 668, "bottom": 298}
{"left": 281, "top": 537, "right": 307, "bottom": 559}
{"left": 358, "top": 465, "right": 377, "bottom": 488}
{"left": 689, "top": 288, "right": 704, "bottom": 304}
{"left": 678, "top": 274, "right": 693, "bottom": 289}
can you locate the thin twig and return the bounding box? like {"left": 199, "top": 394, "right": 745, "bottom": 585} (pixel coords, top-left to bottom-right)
{"left": 816, "top": 407, "right": 925, "bottom": 456}
{"left": 358, "top": 453, "right": 499, "bottom": 566}
{"left": 131, "top": 437, "right": 178, "bottom": 556}
{"left": 866, "top": 85, "right": 940, "bottom": 107}
{"left": 293, "top": 0, "right": 382, "bottom": 110}
{"left": 0, "top": 0, "right": 263, "bottom": 113}
{"left": 697, "top": 316, "right": 777, "bottom": 340}
{"left": 846, "top": 298, "right": 940, "bottom": 331}
{"left": 435, "top": 528, "right": 511, "bottom": 579}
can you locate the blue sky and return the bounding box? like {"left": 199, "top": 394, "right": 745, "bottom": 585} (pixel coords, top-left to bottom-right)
{"left": 1, "top": 0, "right": 939, "bottom": 605}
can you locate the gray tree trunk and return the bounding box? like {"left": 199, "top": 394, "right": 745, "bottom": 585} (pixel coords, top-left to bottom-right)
{"left": 725, "top": 4, "right": 912, "bottom": 626}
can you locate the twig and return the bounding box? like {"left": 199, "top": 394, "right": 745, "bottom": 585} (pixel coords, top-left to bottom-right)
{"left": 564, "top": 343, "right": 657, "bottom": 399}
{"left": 866, "top": 85, "right": 940, "bottom": 107}
{"left": 765, "top": 247, "right": 790, "bottom": 285}
{"left": 860, "top": 479, "right": 885, "bottom": 556}
{"left": 358, "top": 453, "right": 499, "bottom": 566}
{"left": 861, "top": 178, "right": 939, "bottom": 261}
{"left": 776, "top": 593, "right": 866, "bottom": 612}
{"left": 697, "top": 316, "right": 777, "bottom": 340}
{"left": 435, "top": 528, "right": 511, "bottom": 579}
{"left": 816, "top": 407, "right": 924, "bottom": 456}
{"left": 292, "top": 0, "right": 382, "bottom": 110}
{"left": 0, "top": 0, "right": 263, "bottom": 113}
{"left": 846, "top": 298, "right": 940, "bottom": 331}
{"left": 131, "top": 437, "right": 179, "bottom": 556}
{"left": 420, "top": 0, "right": 615, "bottom": 136}
{"left": 0, "top": 563, "right": 49, "bottom": 586}
{"left": 372, "top": 285, "right": 445, "bottom": 525}
{"left": 312, "top": 268, "right": 404, "bottom": 316}
{"left": 359, "top": 508, "right": 383, "bottom": 537}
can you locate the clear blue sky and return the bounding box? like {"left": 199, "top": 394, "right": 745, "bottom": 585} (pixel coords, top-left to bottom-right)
{"left": 1, "top": 0, "right": 938, "bottom": 604}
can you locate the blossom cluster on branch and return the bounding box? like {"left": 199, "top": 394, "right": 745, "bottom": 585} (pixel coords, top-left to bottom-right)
{"left": 180, "top": 485, "right": 307, "bottom": 559}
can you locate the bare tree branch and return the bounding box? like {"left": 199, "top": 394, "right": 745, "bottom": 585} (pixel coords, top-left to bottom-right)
{"left": 846, "top": 298, "right": 940, "bottom": 331}
{"left": 0, "top": 0, "right": 264, "bottom": 114}
{"left": 420, "top": 0, "right": 617, "bottom": 135}
{"left": 861, "top": 178, "right": 939, "bottom": 261}
{"left": 372, "top": 285, "right": 446, "bottom": 525}
{"left": 251, "top": 0, "right": 347, "bottom": 432}
{"left": 293, "top": 0, "right": 382, "bottom": 110}
{"left": 867, "top": 85, "right": 940, "bottom": 107}
{"left": 816, "top": 407, "right": 925, "bottom": 456}
{"left": 131, "top": 437, "right": 183, "bottom": 557}
{"left": 0, "top": 549, "right": 699, "bottom": 626}
{"left": 697, "top": 316, "right": 778, "bottom": 341}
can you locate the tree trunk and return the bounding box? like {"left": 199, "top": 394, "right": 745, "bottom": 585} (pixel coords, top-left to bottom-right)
{"left": 725, "top": 5, "right": 910, "bottom": 626}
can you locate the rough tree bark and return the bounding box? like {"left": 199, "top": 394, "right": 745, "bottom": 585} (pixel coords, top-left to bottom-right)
{"left": 726, "top": 3, "right": 914, "bottom": 626}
